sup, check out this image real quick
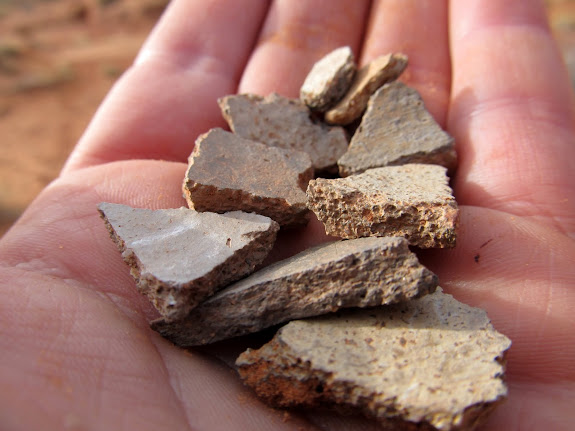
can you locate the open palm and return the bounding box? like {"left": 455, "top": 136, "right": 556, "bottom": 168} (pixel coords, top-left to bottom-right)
{"left": 1, "top": 1, "right": 574, "bottom": 430}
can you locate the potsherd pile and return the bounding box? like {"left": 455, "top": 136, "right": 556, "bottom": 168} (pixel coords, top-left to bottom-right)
{"left": 98, "top": 46, "right": 510, "bottom": 430}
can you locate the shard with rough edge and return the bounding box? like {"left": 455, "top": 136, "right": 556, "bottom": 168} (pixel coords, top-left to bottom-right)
{"left": 98, "top": 203, "right": 279, "bottom": 322}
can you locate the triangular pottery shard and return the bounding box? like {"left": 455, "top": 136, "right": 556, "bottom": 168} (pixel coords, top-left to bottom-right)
{"left": 98, "top": 203, "right": 279, "bottom": 322}
{"left": 338, "top": 81, "right": 457, "bottom": 177}
{"left": 183, "top": 128, "right": 313, "bottom": 227}
{"left": 307, "top": 164, "right": 459, "bottom": 248}
{"left": 151, "top": 236, "right": 438, "bottom": 346}
{"left": 218, "top": 93, "right": 348, "bottom": 173}
{"left": 324, "top": 52, "right": 408, "bottom": 125}
{"left": 237, "top": 288, "right": 512, "bottom": 431}
{"left": 300, "top": 46, "right": 356, "bottom": 112}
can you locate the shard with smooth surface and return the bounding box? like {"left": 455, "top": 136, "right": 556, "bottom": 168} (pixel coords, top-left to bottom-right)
{"left": 237, "top": 288, "right": 511, "bottom": 431}
{"left": 338, "top": 81, "right": 457, "bottom": 176}
{"left": 218, "top": 93, "right": 348, "bottom": 172}
{"left": 98, "top": 203, "right": 279, "bottom": 321}
{"left": 300, "top": 46, "right": 356, "bottom": 111}
{"left": 152, "top": 236, "right": 438, "bottom": 346}
{"left": 307, "top": 164, "right": 459, "bottom": 248}
{"left": 324, "top": 53, "right": 407, "bottom": 125}
{"left": 183, "top": 128, "right": 313, "bottom": 227}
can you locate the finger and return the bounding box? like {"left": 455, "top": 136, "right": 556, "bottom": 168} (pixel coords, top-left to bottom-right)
{"left": 238, "top": 0, "right": 371, "bottom": 96}
{"left": 420, "top": 207, "right": 575, "bottom": 384}
{"left": 63, "top": 0, "right": 270, "bottom": 174}
{"left": 360, "top": 0, "right": 451, "bottom": 126}
{"left": 449, "top": 0, "right": 575, "bottom": 236}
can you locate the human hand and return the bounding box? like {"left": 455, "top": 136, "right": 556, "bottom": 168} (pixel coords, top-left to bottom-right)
{"left": 1, "top": 0, "right": 574, "bottom": 430}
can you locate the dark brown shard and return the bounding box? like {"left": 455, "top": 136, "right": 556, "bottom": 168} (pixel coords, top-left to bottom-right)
{"left": 324, "top": 53, "right": 408, "bottom": 125}
{"left": 183, "top": 128, "right": 313, "bottom": 227}
{"left": 338, "top": 81, "right": 457, "bottom": 177}
{"left": 300, "top": 46, "right": 356, "bottom": 112}
{"left": 237, "top": 288, "right": 511, "bottom": 431}
{"left": 218, "top": 93, "right": 348, "bottom": 172}
{"left": 98, "top": 203, "right": 279, "bottom": 321}
{"left": 307, "top": 164, "right": 459, "bottom": 248}
{"left": 151, "top": 236, "right": 438, "bottom": 346}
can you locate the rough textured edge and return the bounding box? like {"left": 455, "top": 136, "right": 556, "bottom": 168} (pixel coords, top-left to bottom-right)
{"left": 339, "top": 144, "right": 458, "bottom": 178}
{"left": 98, "top": 205, "right": 280, "bottom": 321}
{"left": 236, "top": 290, "right": 511, "bottom": 431}
{"left": 306, "top": 168, "right": 459, "bottom": 248}
{"left": 151, "top": 237, "right": 438, "bottom": 345}
{"left": 183, "top": 182, "right": 311, "bottom": 228}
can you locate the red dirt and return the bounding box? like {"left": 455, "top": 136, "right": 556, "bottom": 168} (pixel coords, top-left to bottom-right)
{"left": 0, "top": 0, "right": 168, "bottom": 236}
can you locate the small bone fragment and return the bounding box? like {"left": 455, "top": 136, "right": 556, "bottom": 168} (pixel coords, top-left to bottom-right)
{"left": 98, "top": 203, "right": 279, "bottom": 321}
{"left": 307, "top": 164, "right": 458, "bottom": 248}
{"left": 237, "top": 288, "right": 511, "bottom": 431}
{"left": 151, "top": 236, "right": 438, "bottom": 346}
{"left": 300, "top": 46, "right": 356, "bottom": 111}
{"left": 218, "top": 93, "right": 348, "bottom": 172}
{"left": 324, "top": 53, "right": 407, "bottom": 125}
{"left": 338, "top": 81, "right": 457, "bottom": 176}
{"left": 183, "top": 128, "right": 313, "bottom": 227}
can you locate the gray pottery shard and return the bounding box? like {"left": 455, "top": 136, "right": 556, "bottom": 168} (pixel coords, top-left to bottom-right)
{"left": 237, "top": 288, "right": 511, "bottom": 431}
{"left": 218, "top": 93, "right": 348, "bottom": 172}
{"left": 338, "top": 81, "right": 457, "bottom": 176}
{"left": 183, "top": 128, "right": 313, "bottom": 227}
{"left": 300, "top": 46, "right": 356, "bottom": 112}
{"left": 98, "top": 203, "right": 279, "bottom": 321}
{"left": 307, "top": 164, "right": 459, "bottom": 248}
{"left": 324, "top": 52, "right": 408, "bottom": 125}
{"left": 151, "top": 236, "right": 438, "bottom": 346}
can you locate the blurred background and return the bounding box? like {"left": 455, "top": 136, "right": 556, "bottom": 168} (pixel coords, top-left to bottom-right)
{"left": 0, "top": 0, "right": 574, "bottom": 237}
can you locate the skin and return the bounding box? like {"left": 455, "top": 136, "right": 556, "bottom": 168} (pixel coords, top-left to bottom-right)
{"left": 1, "top": 0, "right": 574, "bottom": 429}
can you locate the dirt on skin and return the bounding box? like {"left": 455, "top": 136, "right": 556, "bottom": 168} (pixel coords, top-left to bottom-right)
{"left": 0, "top": 0, "right": 573, "bottom": 237}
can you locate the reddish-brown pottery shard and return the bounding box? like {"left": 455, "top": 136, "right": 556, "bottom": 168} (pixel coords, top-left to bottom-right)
{"left": 324, "top": 52, "right": 408, "bottom": 125}
{"left": 183, "top": 128, "right": 313, "bottom": 227}
{"left": 300, "top": 46, "right": 356, "bottom": 112}
{"left": 237, "top": 288, "right": 512, "bottom": 431}
{"left": 218, "top": 93, "right": 348, "bottom": 172}
{"left": 151, "top": 236, "right": 438, "bottom": 346}
{"left": 307, "top": 164, "right": 459, "bottom": 248}
{"left": 338, "top": 81, "right": 457, "bottom": 176}
{"left": 98, "top": 203, "right": 279, "bottom": 321}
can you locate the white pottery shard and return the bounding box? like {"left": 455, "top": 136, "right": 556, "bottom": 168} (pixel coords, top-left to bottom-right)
{"left": 98, "top": 203, "right": 279, "bottom": 321}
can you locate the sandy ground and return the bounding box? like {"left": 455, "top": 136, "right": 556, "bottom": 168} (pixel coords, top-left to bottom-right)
{"left": 0, "top": 0, "right": 573, "bottom": 237}
{"left": 0, "top": 0, "right": 168, "bottom": 236}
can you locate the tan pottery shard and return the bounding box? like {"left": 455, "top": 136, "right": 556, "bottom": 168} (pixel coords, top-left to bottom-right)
{"left": 237, "top": 288, "right": 512, "bottom": 431}
{"left": 324, "top": 52, "right": 408, "bottom": 125}
{"left": 151, "top": 236, "right": 438, "bottom": 346}
{"left": 218, "top": 93, "right": 348, "bottom": 172}
{"left": 300, "top": 46, "right": 356, "bottom": 112}
{"left": 338, "top": 81, "right": 457, "bottom": 176}
{"left": 183, "top": 128, "right": 313, "bottom": 227}
{"left": 307, "top": 164, "right": 459, "bottom": 248}
{"left": 98, "top": 203, "right": 279, "bottom": 321}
